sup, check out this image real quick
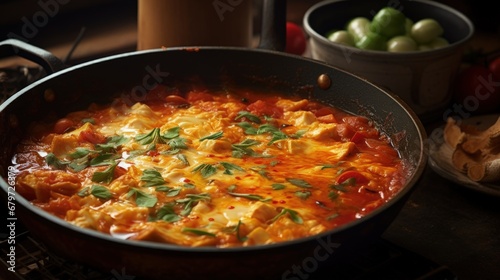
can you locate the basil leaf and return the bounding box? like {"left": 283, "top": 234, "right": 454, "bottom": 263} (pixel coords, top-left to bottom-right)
{"left": 90, "top": 185, "right": 113, "bottom": 200}
{"left": 291, "top": 129, "right": 307, "bottom": 138}
{"left": 182, "top": 227, "right": 216, "bottom": 237}
{"left": 77, "top": 186, "right": 90, "bottom": 197}
{"left": 256, "top": 123, "right": 279, "bottom": 134}
{"left": 45, "top": 153, "right": 69, "bottom": 169}
{"left": 162, "top": 127, "right": 180, "bottom": 139}
{"left": 90, "top": 153, "right": 119, "bottom": 166}
{"left": 327, "top": 213, "right": 339, "bottom": 220}
{"left": 91, "top": 162, "right": 118, "bottom": 183}
{"left": 294, "top": 190, "right": 311, "bottom": 200}
{"left": 286, "top": 178, "right": 312, "bottom": 188}
{"left": 221, "top": 220, "right": 247, "bottom": 242}
{"left": 220, "top": 162, "right": 244, "bottom": 175}
{"left": 271, "top": 183, "right": 286, "bottom": 190}
{"left": 329, "top": 191, "right": 339, "bottom": 200}
{"left": 141, "top": 169, "right": 166, "bottom": 187}
{"left": 176, "top": 154, "right": 189, "bottom": 166}
{"left": 200, "top": 131, "right": 223, "bottom": 141}
{"left": 128, "top": 188, "right": 157, "bottom": 207}
{"left": 192, "top": 163, "right": 217, "bottom": 178}
{"left": 69, "top": 147, "right": 92, "bottom": 159}
{"left": 68, "top": 157, "right": 90, "bottom": 172}
{"left": 235, "top": 111, "right": 261, "bottom": 124}
{"left": 135, "top": 128, "right": 165, "bottom": 145}
{"left": 268, "top": 130, "right": 288, "bottom": 144}
{"left": 228, "top": 192, "right": 270, "bottom": 202}
{"left": 271, "top": 208, "right": 303, "bottom": 224}
{"left": 237, "top": 122, "right": 257, "bottom": 135}
{"left": 96, "top": 135, "right": 129, "bottom": 152}
{"left": 175, "top": 193, "right": 211, "bottom": 216}
{"left": 167, "top": 137, "right": 188, "bottom": 150}
{"left": 156, "top": 203, "right": 181, "bottom": 222}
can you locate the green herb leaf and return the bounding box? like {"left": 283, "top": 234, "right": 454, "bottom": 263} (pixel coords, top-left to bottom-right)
{"left": 167, "top": 137, "right": 188, "bottom": 150}
{"left": 231, "top": 139, "right": 261, "bottom": 158}
{"left": 96, "top": 135, "right": 129, "bottom": 152}
{"left": 271, "top": 183, "right": 286, "bottom": 190}
{"left": 45, "top": 153, "right": 70, "bottom": 169}
{"left": 327, "top": 213, "right": 339, "bottom": 220}
{"left": 228, "top": 192, "right": 271, "bottom": 202}
{"left": 294, "top": 190, "right": 311, "bottom": 200}
{"left": 162, "top": 127, "right": 180, "bottom": 139}
{"left": 176, "top": 154, "right": 189, "bottom": 166}
{"left": 268, "top": 130, "right": 288, "bottom": 144}
{"left": 237, "top": 122, "right": 257, "bottom": 135}
{"left": 271, "top": 208, "right": 303, "bottom": 224}
{"left": 291, "top": 129, "right": 307, "bottom": 139}
{"left": 328, "top": 191, "right": 339, "bottom": 200}
{"left": 192, "top": 163, "right": 217, "bottom": 178}
{"left": 286, "top": 178, "right": 312, "bottom": 188}
{"left": 156, "top": 203, "right": 181, "bottom": 222}
{"left": 200, "top": 131, "right": 223, "bottom": 141}
{"left": 182, "top": 227, "right": 216, "bottom": 237}
{"left": 235, "top": 111, "right": 261, "bottom": 124}
{"left": 256, "top": 123, "right": 280, "bottom": 134}
{"left": 155, "top": 186, "right": 182, "bottom": 197}
{"left": 135, "top": 128, "right": 165, "bottom": 145}
{"left": 68, "top": 156, "right": 90, "bottom": 172}
{"left": 69, "top": 147, "right": 92, "bottom": 159}
{"left": 220, "top": 162, "right": 244, "bottom": 175}
{"left": 91, "top": 161, "right": 118, "bottom": 184}
{"left": 90, "top": 153, "right": 119, "bottom": 166}
{"left": 77, "top": 186, "right": 90, "bottom": 197}
{"left": 222, "top": 220, "right": 247, "bottom": 242}
{"left": 141, "top": 168, "right": 166, "bottom": 187}
{"left": 127, "top": 188, "right": 157, "bottom": 207}
{"left": 90, "top": 185, "right": 113, "bottom": 200}
{"left": 175, "top": 193, "right": 211, "bottom": 216}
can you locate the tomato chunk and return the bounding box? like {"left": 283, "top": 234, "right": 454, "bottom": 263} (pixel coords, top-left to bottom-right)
{"left": 247, "top": 100, "right": 283, "bottom": 118}
{"left": 337, "top": 170, "right": 369, "bottom": 185}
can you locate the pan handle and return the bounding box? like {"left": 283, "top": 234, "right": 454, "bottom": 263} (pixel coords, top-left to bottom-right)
{"left": 257, "top": 0, "right": 286, "bottom": 51}
{"left": 0, "top": 39, "right": 66, "bottom": 74}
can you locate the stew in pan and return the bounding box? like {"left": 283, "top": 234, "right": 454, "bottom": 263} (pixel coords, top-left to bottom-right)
{"left": 11, "top": 83, "right": 409, "bottom": 247}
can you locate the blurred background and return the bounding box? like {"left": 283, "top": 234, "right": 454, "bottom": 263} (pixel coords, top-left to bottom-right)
{"left": 0, "top": 0, "right": 498, "bottom": 66}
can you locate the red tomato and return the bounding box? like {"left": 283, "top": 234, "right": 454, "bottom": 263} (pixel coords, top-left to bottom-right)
{"left": 79, "top": 130, "right": 106, "bottom": 144}
{"left": 285, "top": 22, "right": 306, "bottom": 55}
{"left": 454, "top": 64, "right": 500, "bottom": 114}
{"left": 247, "top": 100, "right": 283, "bottom": 118}
{"left": 488, "top": 56, "right": 500, "bottom": 79}
{"left": 53, "top": 118, "right": 75, "bottom": 134}
{"left": 337, "top": 170, "right": 369, "bottom": 185}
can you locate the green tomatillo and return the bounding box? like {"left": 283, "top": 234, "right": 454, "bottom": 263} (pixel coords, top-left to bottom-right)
{"left": 369, "top": 7, "right": 406, "bottom": 39}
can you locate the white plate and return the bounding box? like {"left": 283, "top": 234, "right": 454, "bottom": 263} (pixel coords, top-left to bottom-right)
{"left": 428, "top": 114, "right": 500, "bottom": 197}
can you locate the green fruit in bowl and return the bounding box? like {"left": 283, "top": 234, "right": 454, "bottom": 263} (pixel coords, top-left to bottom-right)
{"left": 387, "top": 36, "right": 417, "bottom": 52}
{"left": 327, "top": 30, "right": 355, "bottom": 46}
{"left": 356, "top": 32, "right": 387, "bottom": 51}
{"left": 410, "top": 18, "right": 444, "bottom": 44}
{"left": 346, "top": 17, "right": 370, "bottom": 42}
{"left": 369, "top": 7, "right": 406, "bottom": 38}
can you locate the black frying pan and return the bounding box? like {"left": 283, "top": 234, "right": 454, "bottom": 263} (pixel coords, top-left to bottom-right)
{"left": 0, "top": 1, "right": 427, "bottom": 279}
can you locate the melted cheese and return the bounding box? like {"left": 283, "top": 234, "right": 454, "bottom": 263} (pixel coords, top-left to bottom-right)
{"left": 13, "top": 88, "right": 407, "bottom": 247}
